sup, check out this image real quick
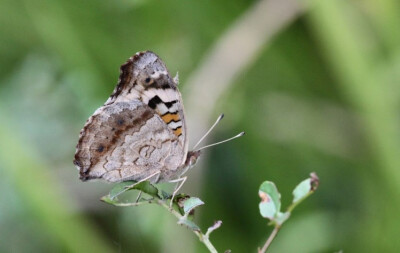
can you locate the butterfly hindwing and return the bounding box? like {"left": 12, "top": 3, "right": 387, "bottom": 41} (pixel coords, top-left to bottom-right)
{"left": 74, "top": 101, "right": 185, "bottom": 182}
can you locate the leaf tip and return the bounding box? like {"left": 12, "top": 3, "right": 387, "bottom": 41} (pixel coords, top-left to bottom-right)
{"left": 310, "top": 172, "right": 319, "bottom": 191}
{"left": 206, "top": 220, "right": 222, "bottom": 237}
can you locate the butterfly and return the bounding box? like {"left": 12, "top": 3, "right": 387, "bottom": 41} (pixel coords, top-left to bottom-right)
{"left": 73, "top": 51, "right": 243, "bottom": 202}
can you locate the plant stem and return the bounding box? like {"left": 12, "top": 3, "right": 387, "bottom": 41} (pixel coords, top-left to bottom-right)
{"left": 286, "top": 191, "right": 313, "bottom": 213}
{"left": 107, "top": 201, "right": 150, "bottom": 207}
{"left": 156, "top": 199, "right": 219, "bottom": 253}
{"left": 259, "top": 226, "right": 280, "bottom": 253}
{"left": 258, "top": 190, "right": 314, "bottom": 252}
{"left": 105, "top": 191, "right": 220, "bottom": 252}
{"left": 200, "top": 234, "right": 218, "bottom": 253}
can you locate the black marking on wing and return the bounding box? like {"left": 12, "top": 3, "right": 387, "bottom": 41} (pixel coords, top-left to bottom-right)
{"left": 148, "top": 95, "right": 163, "bottom": 109}
{"left": 146, "top": 82, "right": 173, "bottom": 90}
{"left": 148, "top": 95, "right": 178, "bottom": 110}
{"left": 161, "top": 111, "right": 178, "bottom": 117}
{"left": 167, "top": 119, "right": 181, "bottom": 124}
{"left": 165, "top": 100, "right": 178, "bottom": 108}
{"left": 172, "top": 126, "right": 182, "bottom": 131}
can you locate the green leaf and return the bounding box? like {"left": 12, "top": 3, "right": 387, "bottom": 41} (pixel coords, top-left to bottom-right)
{"left": 109, "top": 181, "right": 136, "bottom": 199}
{"left": 100, "top": 195, "right": 118, "bottom": 205}
{"left": 178, "top": 218, "right": 201, "bottom": 232}
{"left": 171, "top": 194, "right": 191, "bottom": 215}
{"left": 132, "top": 181, "right": 159, "bottom": 198}
{"left": 109, "top": 181, "right": 159, "bottom": 200}
{"left": 183, "top": 197, "right": 204, "bottom": 214}
{"left": 259, "top": 197, "right": 277, "bottom": 219}
{"left": 275, "top": 212, "right": 290, "bottom": 226}
{"left": 292, "top": 173, "right": 319, "bottom": 205}
{"left": 292, "top": 179, "right": 312, "bottom": 204}
{"left": 160, "top": 190, "right": 171, "bottom": 200}
{"left": 259, "top": 181, "right": 281, "bottom": 218}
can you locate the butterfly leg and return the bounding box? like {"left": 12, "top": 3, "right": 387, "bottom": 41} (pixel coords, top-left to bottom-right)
{"left": 168, "top": 176, "right": 187, "bottom": 208}
{"left": 135, "top": 191, "right": 142, "bottom": 203}
{"left": 130, "top": 171, "right": 161, "bottom": 202}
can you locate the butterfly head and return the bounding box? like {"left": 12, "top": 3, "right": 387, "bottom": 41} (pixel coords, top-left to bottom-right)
{"left": 186, "top": 150, "right": 201, "bottom": 168}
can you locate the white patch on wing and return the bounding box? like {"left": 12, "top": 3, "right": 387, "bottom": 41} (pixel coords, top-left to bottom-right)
{"left": 156, "top": 104, "right": 169, "bottom": 115}
{"left": 167, "top": 103, "right": 179, "bottom": 113}
{"left": 168, "top": 121, "right": 182, "bottom": 129}
{"left": 142, "top": 88, "right": 177, "bottom": 104}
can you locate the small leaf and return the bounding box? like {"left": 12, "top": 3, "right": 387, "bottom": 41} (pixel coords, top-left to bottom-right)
{"left": 258, "top": 181, "right": 281, "bottom": 219}
{"left": 178, "top": 218, "right": 201, "bottom": 232}
{"left": 206, "top": 220, "right": 222, "bottom": 237}
{"left": 292, "top": 179, "right": 311, "bottom": 203}
{"left": 183, "top": 197, "right": 204, "bottom": 214}
{"left": 259, "top": 181, "right": 281, "bottom": 212}
{"left": 292, "top": 172, "right": 319, "bottom": 204}
{"left": 173, "top": 194, "right": 191, "bottom": 215}
{"left": 109, "top": 181, "right": 159, "bottom": 200}
{"left": 274, "top": 212, "right": 290, "bottom": 226}
{"left": 100, "top": 195, "right": 118, "bottom": 205}
{"left": 310, "top": 172, "right": 320, "bottom": 191}
{"left": 132, "top": 181, "right": 159, "bottom": 198}
{"left": 259, "top": 196, "right": 277, "bottom": 219}
{"left": 109, "top": 181, "right": 136, "bottom": 199}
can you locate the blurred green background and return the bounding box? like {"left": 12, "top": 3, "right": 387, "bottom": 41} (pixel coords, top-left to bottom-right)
{"left": 1, "top": 0, "right": 400, "bottom": 252}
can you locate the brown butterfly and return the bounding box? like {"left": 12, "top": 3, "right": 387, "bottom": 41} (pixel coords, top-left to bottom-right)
{"left": 74, "top": 51, "right": 243, "bottom": 202}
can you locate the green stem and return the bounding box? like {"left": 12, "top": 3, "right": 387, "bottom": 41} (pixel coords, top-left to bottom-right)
{"left": 286, "top": 191, "right": 313, "bottom": 213}
{"left": 259, "top": 226, "right": 280, "bottom": 253}
{"left": 110, "top": 198, "right": 219, "bottom": 253}
{"left": 258, "top": 184, "right": 316, "bottom": 252}
{"left": 104, "top": 201, "right": 150, "bottom": 207}
{"left": 157, "top": 200, "right": 219, "bottom": 253}
{"left": 200, "top": 234, "right": 218, "bottom": 253}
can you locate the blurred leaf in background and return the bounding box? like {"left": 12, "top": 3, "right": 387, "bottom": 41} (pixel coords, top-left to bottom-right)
{"left": 1, "top": 0, "right": 400, "bottom": 252}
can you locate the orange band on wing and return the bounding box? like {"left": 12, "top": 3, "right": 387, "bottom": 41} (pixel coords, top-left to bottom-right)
{"left": 173, "top": 127, "right": 182, "bottom": 136}
{"left": 161, "top": 113, "right": 180, "bottom": 124}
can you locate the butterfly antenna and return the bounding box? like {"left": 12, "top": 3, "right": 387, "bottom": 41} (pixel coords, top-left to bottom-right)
{"left": 194, "top": 131, "right": 245, "bottom": 152}
{"left": 192, "top": 113, "right": 225, "bottom": 150}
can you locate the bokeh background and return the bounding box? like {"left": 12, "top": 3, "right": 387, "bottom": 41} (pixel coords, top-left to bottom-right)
{"left": 1, "top": 0, "right": 400, "bottom": 252}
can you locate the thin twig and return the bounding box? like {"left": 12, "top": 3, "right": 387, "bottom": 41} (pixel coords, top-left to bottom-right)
{"left": 258, "top": 226, "right": 280, "bottom": 253}
{"left": 258, "top": 174, "right": 319, "bottom": 252}
{"left": 110, "top": 198, "right": 219, "bottom": 253}
{"left": 105, "top": 201, "right": 150, "bottom": 207}
{"left": 156, "top": 200, "right": 219, "bottom": 253}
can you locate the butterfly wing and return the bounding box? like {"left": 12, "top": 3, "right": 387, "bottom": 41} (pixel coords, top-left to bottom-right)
{"left": 74, "top": 101, "right": 185, "bottom": 182}
{"left": 74, "top": 51, "right": 189, "bottom": 183}
{"left": 107, "top": 51, "right": 188, "bottom": 153}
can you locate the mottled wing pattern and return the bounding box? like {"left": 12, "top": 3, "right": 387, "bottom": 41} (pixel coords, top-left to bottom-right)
{"left": 74, "top": 101, "right": 184, "bottom": 182}
{"left": 106, "top": 51, "right": 188, "bottom": 156}
{"left": 74, "top": 51, "right": 190, "bottom": 183}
